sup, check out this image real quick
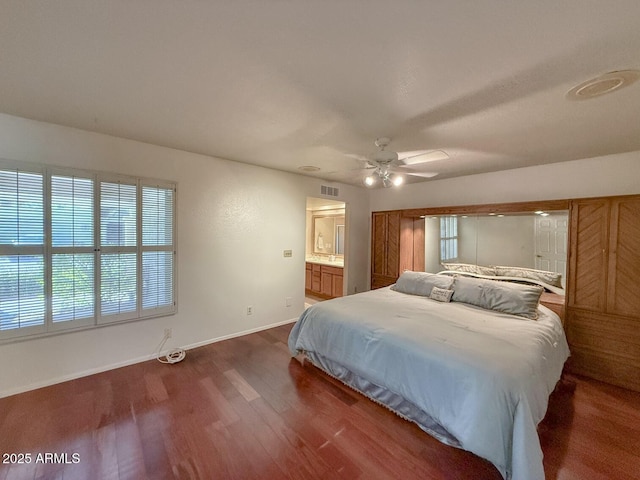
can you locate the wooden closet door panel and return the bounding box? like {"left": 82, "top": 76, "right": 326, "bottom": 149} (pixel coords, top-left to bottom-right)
{"left": 372, "top": 212, "right": 388, "bottom": 276}
{"left": 568, "top": 199, "right": 609, "bottom": 311}
{"left": 607, "top": 197, "right": 640, "bottom": 317}
{"left": 412, "top": 218, "right": 426, "bottom": 272}
{"left": 566, "top": 309, "right": 640, "bottom": 391}
{"left": 386, "top": 212, "right": 401, "bottom": 278}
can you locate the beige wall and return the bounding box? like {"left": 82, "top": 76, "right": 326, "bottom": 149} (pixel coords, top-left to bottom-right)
{"left": 0, "top": 113, "right": 370, "bottom": 397}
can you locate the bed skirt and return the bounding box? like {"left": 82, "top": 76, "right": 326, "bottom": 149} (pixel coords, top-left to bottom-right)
{"left": 300, "top": 350, "right": 463, "bottom": 450}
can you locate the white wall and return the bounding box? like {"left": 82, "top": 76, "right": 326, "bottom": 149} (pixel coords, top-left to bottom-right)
{"left": 370, "top": 152, "right": 640, "bottom": 211}
{"left": 0, "top": 113, "right": 370, "bottom": 397}
{"left": 425, "top": 215, "right": 541, "bottom": 272}
{"left": 476, "top": 216, "right": 535, "bottom": 268}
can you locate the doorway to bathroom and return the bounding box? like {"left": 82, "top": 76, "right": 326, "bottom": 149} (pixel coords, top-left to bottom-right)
{"left": 305, "top": 197, "right": 346, "bottom": 307}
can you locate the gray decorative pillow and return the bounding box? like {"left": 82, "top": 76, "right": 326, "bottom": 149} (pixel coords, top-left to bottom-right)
{"left": 494, "top": 266, "right": 562, "bottom": 287}
{"left": 452, "top": 276, "right": 543, "bottom": 320}
{"left": 392, "top": 271, "right": 454, "bottom": 297}
{"left": 430, "top": 286, "right": 454, "bottom": 303}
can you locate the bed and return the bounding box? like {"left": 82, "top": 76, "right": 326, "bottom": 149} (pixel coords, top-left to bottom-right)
{"left": 288, "top": 271, "right": 569, "bottom": 480}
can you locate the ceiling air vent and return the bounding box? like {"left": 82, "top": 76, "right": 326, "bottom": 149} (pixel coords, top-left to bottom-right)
{"left": 321, "top": 185, "right": 339, "bottom": 197}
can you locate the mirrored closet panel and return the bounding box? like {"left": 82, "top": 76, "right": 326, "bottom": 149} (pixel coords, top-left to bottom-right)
{"left": 424, "top": 211, "right": 569, "bottom": 288}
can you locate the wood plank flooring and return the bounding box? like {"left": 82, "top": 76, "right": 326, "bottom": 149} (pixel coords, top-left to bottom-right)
{"left": 1, "top": 323, "right": 639, "bottom": 480}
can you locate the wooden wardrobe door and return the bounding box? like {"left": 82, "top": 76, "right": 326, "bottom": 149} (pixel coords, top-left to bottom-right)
{"left": 371, "top": 211, "right": 403, "bottom": 289}
{"left": 385, "top": 212, "right": 401, "bottom": 278}
{"left": 568, "top": 198, "right": 609, "bottom": 311}
{"left": 607, "top": 197, "right": 640, "bottom": 317}
{"left": 371, "top": 212, "right": 388, "bottom": 278}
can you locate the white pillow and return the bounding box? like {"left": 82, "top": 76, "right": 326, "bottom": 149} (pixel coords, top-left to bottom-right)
{"left": 430, "top": 286, "right": 454, "bottom": 303}
{"left": 494, "top": 265, "right": 562, "bottom": 288}
{"left": 392, "top": 271, "right": 454, "bottom": 297}
{"left": 452, "top": 276, "right": 543, "bottom": 319}
{"left": 441, "top": 262, "right": 497, "bottom": 276}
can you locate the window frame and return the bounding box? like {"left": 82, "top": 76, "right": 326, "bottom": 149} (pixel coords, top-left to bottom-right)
{"left": 48, "top": 166, "right": 98, "bottom": 333}
{"left": 439, "top": 216, "right": 459, "bottom": 263}
{"left": 0, "top": 161, "right": 47, "bottom": 340}
{"left": 0, "top": 160, "right": 177, "bottom": 343}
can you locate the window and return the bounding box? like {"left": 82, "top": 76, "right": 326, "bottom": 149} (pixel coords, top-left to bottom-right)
{"left": 440, "top": 216, "right": 458, "bottom": 262}
{"left": 0, "top": 162, "right": 176, "bottom": 341}
{"left": 0, "top": 168, "right": 45, "bottom": 335}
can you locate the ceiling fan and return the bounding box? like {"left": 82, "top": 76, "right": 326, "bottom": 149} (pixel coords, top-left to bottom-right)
{"left": 352, "top": 138, "right": 447, "bottom": 187}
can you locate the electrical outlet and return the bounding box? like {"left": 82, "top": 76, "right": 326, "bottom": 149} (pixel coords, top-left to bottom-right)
{"left": 285, "top": 297, "right": 292, "bottom": 307}
{"left": 283, "top": 249, "right": 293, "bottom": 257}
{"left": 247, "top": 306, "right": 253, "bottom": 315}
{"left": 164, "top": 328, "right": 172, "bottom": 338}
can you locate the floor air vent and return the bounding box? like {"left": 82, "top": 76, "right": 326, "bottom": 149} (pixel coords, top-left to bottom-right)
{"left": 321, "top": 185, "right": 339, "bottom": 197}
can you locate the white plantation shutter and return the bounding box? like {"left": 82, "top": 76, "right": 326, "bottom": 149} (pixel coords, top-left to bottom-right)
{"left": 50, "top": 174, "right": 95, "bottom": 328}
{"left": 100, "top": 182, "right": 137, "bottom": 248}
{"left": 142, "top": 251, "right": 174, "bottom": 309}
{"left": 0, "top": 170, "right": 43, "bottom": 245}
{"left": 0, "top": 161, "right": 176, "bottom": 340}
{"left": 51, "top": 254, "right": 95, "bottom": 323}
{"left": 141, "top": 185, "right": 175, "bottom": 313}
{"left": 0, "top": 168, "right": 46, "bottom": 337}
{"left": 440, "top": 216, "right": 458, "bottom": 262}
{"left": 0, "top": 255, "right": 45, "bottom": 332}
{"left": 99, "top": 181, "right": 138, "bottom": 322}
{"left": 51, "top": 175, "right": 94, "bottom": 248}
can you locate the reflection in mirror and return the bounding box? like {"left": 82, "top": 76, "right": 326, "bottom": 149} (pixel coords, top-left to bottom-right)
{"left": 335, "top": 224, "right": 345, "bottom": 255}
{"left": 313, "top": 215, "right": 345, "bottom": 255}
{"left": 424, "top": 211, "right": 569, "bottom": 289}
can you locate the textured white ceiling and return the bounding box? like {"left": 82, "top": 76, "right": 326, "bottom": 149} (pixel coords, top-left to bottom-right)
{"left": 1, "top": 1, "right": 639, "bottom": 187}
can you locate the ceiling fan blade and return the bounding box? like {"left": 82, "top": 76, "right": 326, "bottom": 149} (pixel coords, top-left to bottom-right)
{"left": 399, "top": 150, "right": 449, "bottom": 165}
{"left": 397, "top": 149, "right": 430, "bottom": 160}
{"left": 344, "top": 153, "right": 370, "bottom": 162}
{"left": 404, "top": 171, "right": 439, "bottom": 178}
{"left": 395, "top": 164, "right": 439, "bottom": 178}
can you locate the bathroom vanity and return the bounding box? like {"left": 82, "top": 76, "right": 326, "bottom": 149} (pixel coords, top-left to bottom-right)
{"left": 305, "top": 258, "right": 344, "bottom": 299}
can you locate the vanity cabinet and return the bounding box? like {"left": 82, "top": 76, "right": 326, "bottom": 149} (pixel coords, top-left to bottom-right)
{"left": 306, "top": 262, "right": 343, "bottom": 299}
{"left": 566, "top": 195, "right": 640, "bottom": 391}
{"left": 305, "top": 263, "right": 314, "bottom": 291}
{"left": 371, "top": 211, "right": 425, "bottom": 289}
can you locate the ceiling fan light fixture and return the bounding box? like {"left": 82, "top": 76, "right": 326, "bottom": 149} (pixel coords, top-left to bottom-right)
{"left": 357, "top": 138, "right": 439, "bottom": 188}
{"left": 364, "top": 175, "right": 376, "bottom": 187}
{"left": 364, "top": 167, "right": 406, "bottom": 188}
{"left": 392, "top": 174, "right": 404, "bottom": 186}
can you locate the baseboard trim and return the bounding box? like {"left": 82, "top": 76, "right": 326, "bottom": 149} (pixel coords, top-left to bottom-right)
{"left": 183, "top": 317, "right": 298, "bottom": 351}
{"left": 0, "top": 317, "right": 298, "bottom": 399}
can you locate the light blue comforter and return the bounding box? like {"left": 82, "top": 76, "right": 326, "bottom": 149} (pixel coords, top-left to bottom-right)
{"left": 288, "top": 287, "right": 569, "bottom": 480}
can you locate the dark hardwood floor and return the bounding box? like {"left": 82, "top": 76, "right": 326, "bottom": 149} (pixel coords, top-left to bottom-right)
{"left": 1, "top": 323, "right": 639, "bottom": 480}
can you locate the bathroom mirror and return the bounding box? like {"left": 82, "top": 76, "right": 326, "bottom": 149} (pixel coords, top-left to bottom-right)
{"left": 424, "top": 211, "right": 569, "bottom": 287}
{"left": 313, "top": 215, "right": 345, "bottom": 255}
